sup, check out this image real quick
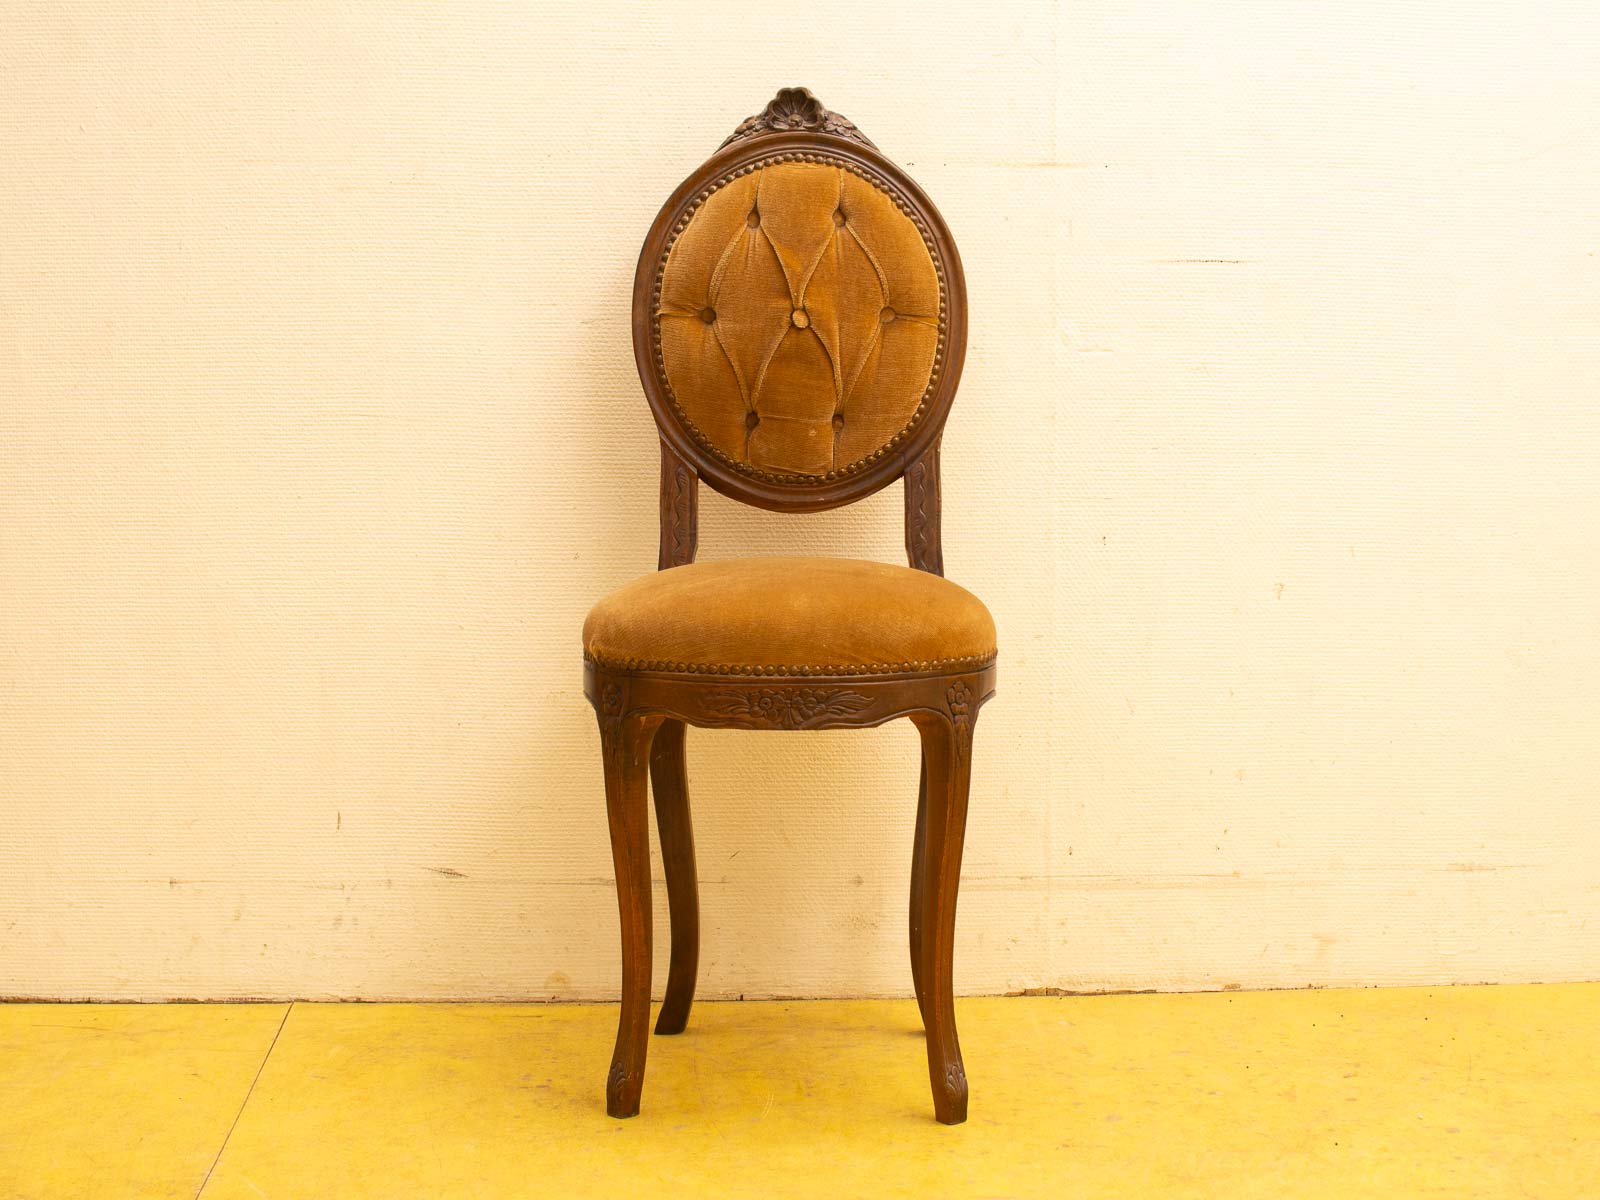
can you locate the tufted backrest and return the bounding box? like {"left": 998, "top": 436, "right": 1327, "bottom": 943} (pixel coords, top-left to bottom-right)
{"left": 657, "top": 161, "right": 941, "bottom": 477}
{"left": 634, "top": 89, "right": 967, "bottom": 520}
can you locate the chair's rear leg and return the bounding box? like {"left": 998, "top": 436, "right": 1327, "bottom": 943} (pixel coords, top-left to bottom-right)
{"left": 600, "top": 708, "right": 661, "bottom": 1118}
{"left": 650, "top": 719, "right": 699, "bottom": 1035}
{"left": 913, "top": 703, "right": 975, "bottom": 1125}
{"left": 909, "top": 750, "right": 930, "bottom": 1028}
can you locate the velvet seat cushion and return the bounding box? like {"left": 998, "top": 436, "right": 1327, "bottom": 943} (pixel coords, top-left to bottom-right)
{"left": 583, "top": 557, "right": 996, "bottom": 676}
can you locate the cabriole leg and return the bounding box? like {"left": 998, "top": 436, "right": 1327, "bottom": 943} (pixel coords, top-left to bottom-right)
{"left": 913, "top": 696, "right": 976, "bottom": 1125}
{"left": 598, "top": 705, "right": 662, "bottom": 1118}
{"left": 909, "top": 750, "right": 930, "bottom": 1028}
{"left": 650, "top": 719, "right": 699, "bottom": 1035}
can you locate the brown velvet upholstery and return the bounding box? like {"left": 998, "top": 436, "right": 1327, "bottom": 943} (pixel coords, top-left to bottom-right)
{"left": 656, "top": 163, "right": 942, "bottom": 477}
{"left": 583, "top": 557, "right": 995, "bottom": 676}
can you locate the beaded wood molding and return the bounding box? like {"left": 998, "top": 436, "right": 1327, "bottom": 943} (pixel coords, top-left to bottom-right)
{"left": 648, "top": 146, "right": 951, "bottom": 486}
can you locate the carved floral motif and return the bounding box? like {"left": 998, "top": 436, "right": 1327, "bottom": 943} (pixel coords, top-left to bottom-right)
{"left": 721, "top": 87, "right": 876, "bottom": 149}
{"left": 599, "top": 682, "right": 625, "bottom": 765}
{"left": 945, "top": 681, "right": 971, "bottom": 728}
{"left": 703, "top": 686, "right": 870, "bottom": 729}
{"left": 945, "top": 680, "right": 973, "bottom": 763}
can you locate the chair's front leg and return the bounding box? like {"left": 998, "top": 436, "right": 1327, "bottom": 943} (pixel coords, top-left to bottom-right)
{"left": 913, "top": 697, "right": 975, "bottom": 1125}
{"left": 650, "top": 719, "right": 699, "bottom": 1035}
{"left": 598, "top": 703, "right": 662, "bottom": 1118}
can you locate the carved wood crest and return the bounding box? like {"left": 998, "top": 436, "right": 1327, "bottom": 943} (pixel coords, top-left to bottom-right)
{"left": 721, "top": 87, "right": 876, "bottom": 149}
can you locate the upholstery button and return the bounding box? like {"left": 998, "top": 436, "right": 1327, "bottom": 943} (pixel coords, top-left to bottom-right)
{"left": 700, "top": 307, "right": 716, "bottom": 324}
{"left": 832, "top": 412, "right": 845, "bottom": 429}
{"left": 747, "top": 209, "right": 760, "bottom": 228}
{"left": 879, "top": 307, "right": 896, "bottom": 324}
{"left": 832, "top": 209, "right": 846, "bottom": 227}
{"left": 791, "top": 309, "right": 810, "bottom": 329}
{"left": 745, "top": 411, "right": 760, "bottom": 432}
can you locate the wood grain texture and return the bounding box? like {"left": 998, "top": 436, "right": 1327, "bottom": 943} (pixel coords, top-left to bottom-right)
{"left": 598, "top": 708, "right": 662, "bottom": 1117}
{"left": 648, "top": 720, "right": 698, "bottom": 1036}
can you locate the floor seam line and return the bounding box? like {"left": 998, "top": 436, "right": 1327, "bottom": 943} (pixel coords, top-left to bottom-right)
{"left": 194, "top": 1001, "right": 294, "bottom": 1199}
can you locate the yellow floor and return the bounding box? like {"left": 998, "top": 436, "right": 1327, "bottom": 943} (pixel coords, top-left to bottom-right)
{"left": 1, "top": 986, "right": 1596, "bottom": 1198}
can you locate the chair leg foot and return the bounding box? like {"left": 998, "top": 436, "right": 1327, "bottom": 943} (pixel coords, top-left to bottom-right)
{"left": 606, "top": 1060, "right": 643, "bottom": 1119}
{"left": 930, "top": 1057, "right": 969, "bottom": 1125}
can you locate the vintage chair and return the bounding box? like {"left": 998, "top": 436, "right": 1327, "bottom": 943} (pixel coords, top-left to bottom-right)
{"left": 582, "top": 87, "right": 996, "bottom": 1125}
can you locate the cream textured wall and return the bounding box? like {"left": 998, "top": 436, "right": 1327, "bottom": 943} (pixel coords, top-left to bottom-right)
{"left": 3, "top": 1, "right": 1598, "bottom": 1001}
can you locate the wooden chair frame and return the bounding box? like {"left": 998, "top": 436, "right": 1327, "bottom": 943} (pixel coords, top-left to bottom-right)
{"left": 583, "top": 89, "right": 995, "bottom": 1125}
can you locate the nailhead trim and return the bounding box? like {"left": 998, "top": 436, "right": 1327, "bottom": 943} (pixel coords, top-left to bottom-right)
{"left": 651, "top": 150, "right": 949, "bottom": 485}
{"left": 583, "top": 650, "right": 996, "bottom": 677}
